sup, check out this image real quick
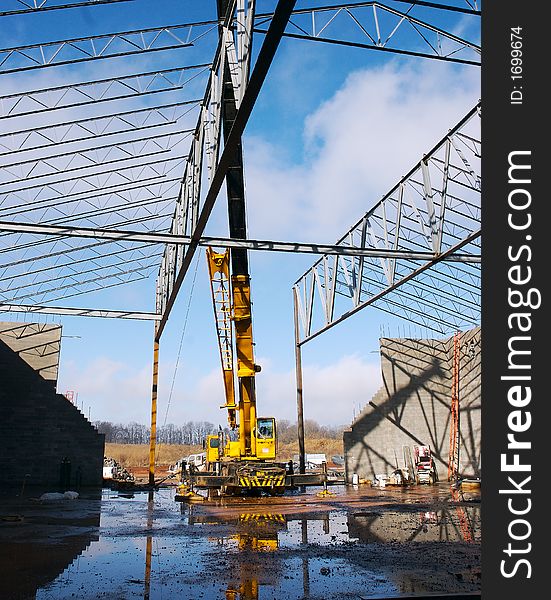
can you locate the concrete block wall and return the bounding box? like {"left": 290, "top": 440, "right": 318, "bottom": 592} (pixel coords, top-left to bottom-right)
{"left": 344, "top": 327, "right": 481, "bottom": 483}
{"left": 0, "top": 321, "right": 62, "bottom": 381}
{"left": 0, "top": 322, "right": 105, "bottom": 488}
{"left": 454, "top": 327, "right": 481, "bottom": 476}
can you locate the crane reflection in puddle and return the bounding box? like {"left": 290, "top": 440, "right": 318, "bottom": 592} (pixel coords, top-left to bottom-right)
{"left": 181, "top": 505, "right": 312, "bottom": 600}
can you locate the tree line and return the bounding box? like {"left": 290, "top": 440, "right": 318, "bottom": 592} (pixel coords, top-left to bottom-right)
{"left": 94, "top": 418, "right": 345, "bottom": 445}
{"left": 93, "top": 420, "right": 218, "bottom": 445}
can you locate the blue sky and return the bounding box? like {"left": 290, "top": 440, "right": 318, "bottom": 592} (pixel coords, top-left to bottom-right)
{"left": 0, "top": 1, "right": 481, "bottom": 428}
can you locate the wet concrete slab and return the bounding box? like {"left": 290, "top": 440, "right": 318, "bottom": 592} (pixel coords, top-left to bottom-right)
{"left": 0, "top": 484, "right": 480, "bottom": 599}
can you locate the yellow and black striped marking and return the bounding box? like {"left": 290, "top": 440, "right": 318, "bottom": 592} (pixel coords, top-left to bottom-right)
{"left": 239, "top": 513, "right": 285, "bottom": 523}
{"left": 238, "top": 474, "right": 285, "bottom": 488}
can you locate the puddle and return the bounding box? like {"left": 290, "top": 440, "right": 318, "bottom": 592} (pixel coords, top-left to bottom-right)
{"left": 0, "top": 486, "right": 480, "bottom": 599}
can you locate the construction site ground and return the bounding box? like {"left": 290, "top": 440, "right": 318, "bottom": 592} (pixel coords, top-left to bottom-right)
{"left": 0, "top": 482, "right": 480, "bottom": 599}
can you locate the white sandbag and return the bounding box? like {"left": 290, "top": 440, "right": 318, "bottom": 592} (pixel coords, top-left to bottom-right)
{"left": 40, "top": 492, "right": 66, "bottom": 501}
{"left": 39, "top": 491, "right": 79, "bottom": 501}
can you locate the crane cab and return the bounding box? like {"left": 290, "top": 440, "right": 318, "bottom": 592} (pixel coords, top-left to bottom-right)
{"left": 205, "top": 434, "right": 222, "bottom": 466}
{"left": 207, "top": 417, "right": 277, "bottom": 463}
{"left": 254, "top": 417, "right": 276, "bottom": 460}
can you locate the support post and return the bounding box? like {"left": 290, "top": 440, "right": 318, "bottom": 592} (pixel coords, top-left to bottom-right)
{"left": 293, "top": 287, "right": 306, "bottom": 475}
{"left": 148, "top": 338, "right": 159, "bottom": 487}
{"left": 217, "top": 0, "right": 258, "bottom": 458}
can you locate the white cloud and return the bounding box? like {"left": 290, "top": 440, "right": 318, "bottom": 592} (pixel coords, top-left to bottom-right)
{"left": 60, "top": 351, "right": 382, "bottom": 428}
{"left": 256, "top": 354, "right": 382, "bottom": 426}
{"left": 179, "top": 367, "right": 227, "bottom": 423}
{"left": 245, "top": 60, "right": 480, "bottom": 242}
{"left": 59, "top": 357, "right": 152, "bottom": 423}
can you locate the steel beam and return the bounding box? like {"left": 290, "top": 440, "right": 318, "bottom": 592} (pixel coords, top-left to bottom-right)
{"left": 0, "top": 130, "right": 192, "bottom": 185}
{"left": 0, "top": 65, "right": 209, "bottom": 120}
{"left": 0, "top": 156, "right": 185, "bottom": 201}
{"left": 257, "top": 29, "right": 479, "bottom": 66}
{"left": 0, "top": 21, "right": 215, "bottom": 74}
{"left": 0, "top": 220, "right": 481, "bottom": 261}
{"left": 296, "top": 230, "right": 480, "bottom": 346}
{"left": 0, "top": 211, "right": 172, "bottom": 305}
{"left": 0, "top": 303, "right": 160, "bottom": 320}
{"left": 0, "top": 175, "right": 178, "bottom": 219}
{"left": 11, "top": 272, "right": 152, "bottom": 306}
{"left": 254, "top": 1, "right": 480, "bottom": 66}
{"left": 256, "top": 2, "right": 481, "bottom": 18}
{"left": 0, "top": 2, "right": 479, "bottom": 78}
{"left": 5, "top": 250, "right": 162, "bottom": 299}
{"left": 0, "top": 147, "right": 180, "bottom": 191}
{"left": 0, "top": 100, "right": 200, "bottom": 157}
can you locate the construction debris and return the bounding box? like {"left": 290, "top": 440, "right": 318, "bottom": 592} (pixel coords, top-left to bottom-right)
{"left": 103, "top": 457, "right": 135, "bottom": 488}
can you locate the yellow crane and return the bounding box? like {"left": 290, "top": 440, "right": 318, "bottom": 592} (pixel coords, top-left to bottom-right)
{"left": 202, "top": 247, "right": 284, "bottom": 494}
{"left": 175, "top": 247, "right": 287, "bottom": 498}
{"left": 173, "top": 247, "right": 336, "bottom": 499}
{"left": 174, "top": 250, "right": 333, "bottom": 498}
{"left": 205, "top": 247, "right": 273, "bottom": 459}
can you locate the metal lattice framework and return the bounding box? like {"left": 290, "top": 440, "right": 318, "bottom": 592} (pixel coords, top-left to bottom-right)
{"left": 0, "top": 66, "right": 208, "bottom": 120}
{"left": 0, "top": 0, "right": 481, "bottom": 484}
{"left": 293, "top": 102, "right": 481, "bottom": 343}
{"left": 154, "top": 0, "right": 259, "bottom": 335}
{"left": 255, "top": 1, "right": 480, "bottom": 66}
{"left": 0, "top": 0, "right": 135, "bottom": 17}
{"left": 0, "top": 100, "right": 200, "bottom": 157}
{"left": 0, "top": 8, "right": 216, "bottom": 309}
{"left": 0, "top": 0, "right": 481, "bottom": 337}
{"left": 0, "top": 21, "right": 217, "bottom": 75}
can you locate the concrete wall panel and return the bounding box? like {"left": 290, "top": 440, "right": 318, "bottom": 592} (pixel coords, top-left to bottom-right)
{"left": 344, "top": 328, "right": 481, "bottom": 483}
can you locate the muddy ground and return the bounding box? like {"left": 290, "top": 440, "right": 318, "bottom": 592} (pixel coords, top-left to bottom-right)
{"left": 0, "top": 483, "right": 480, "bottom": 599}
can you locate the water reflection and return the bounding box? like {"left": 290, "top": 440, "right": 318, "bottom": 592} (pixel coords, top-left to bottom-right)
{"left": 144, "top": 490, "right": 154, "bottom": 600}
{"left": 0, "top": 496, "right": 101, "bottom": 600}
{"left": 185, "top": 507, "right": 286, "bottom": 599}
{"left": 5, "top": 488, "right": 482, "bottom": 599}
{"left": 348, "top": 505, "right": 480, "bottom": 543}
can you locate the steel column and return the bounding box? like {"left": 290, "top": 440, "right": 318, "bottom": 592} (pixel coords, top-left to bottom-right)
{"left": 155, "top": 0, "right": 297, "bottom": 340}
{"left": 294, "top": 286, "right": 306, "bottom": 475}
{"left": 148, "top": 339, "right": 160, "bottom": 487}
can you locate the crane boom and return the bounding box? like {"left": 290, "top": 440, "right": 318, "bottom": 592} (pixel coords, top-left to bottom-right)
{"left": 232, "top": 269, "right": 258, "bottom": 457}
{"left": 206, "top": 247, "right": 237, "bottom": 429}
{"left": 206, "top": 245, "right": 259, "bottom": 458}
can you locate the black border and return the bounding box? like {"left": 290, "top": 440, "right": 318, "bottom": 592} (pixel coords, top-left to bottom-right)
{"left": 482, "top": 1, "right": 545, "bottom": 596}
